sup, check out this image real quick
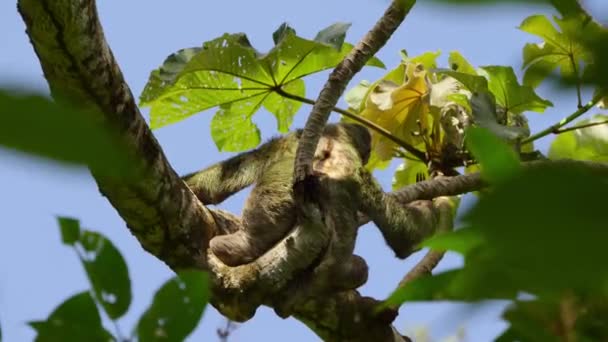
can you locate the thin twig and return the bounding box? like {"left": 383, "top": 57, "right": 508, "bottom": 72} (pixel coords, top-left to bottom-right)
{"left": 554, "top": 119, "right": 608, "bottom": 134}
{"left": 521, "top": 93, "right": 603, "bottom": 144}
{"left": 275, "top": 87, "right": 426, "bottom": 161}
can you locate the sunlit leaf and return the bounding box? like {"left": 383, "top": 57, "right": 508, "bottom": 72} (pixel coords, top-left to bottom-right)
{"left": 479, "top": 65, "right": 552, "bottom": 114}
{"left": 137, "top": 270, "right": 209, "bottom": 342}
{"left": 0, "top": 90, "right": 136, "bottom": 178}
{"left": 344, "top": 80, "right": 371, "bottom": 112}
{"left": 360, "top": 63, "right": 430, "bottom": 161}
{"left": 58, "top": 217, "right": 80, "bottom": 246}
{"left": 548, "top": 114, "right": 608, "bottom": 162}
{"left": 434, "top": 69, "right": 488, "bottom": 93}
{"left": 263, "top": 79, "right": 305, "bottom": 133}
{"left": 403, "top": 50, "right": 442, "bottom": 70}
{"left": 29, "top": 292, "right": 112, "bottom": 342}
{"left": 140, "top": 23, "right": 383, "bottom": 151}
{"left": 448, "top": 51, "right": 476, "bottom": 75}
{"left": 392, "top": 159, "right": 428, "bottom": 190}
{"left": 77, "top": 231, "right": 132, "bottom": 320}
{"left": 429, "top": 76, "right": 463, "bottom": 108}
{"left": 519, "top": 14, "right": 596, "bottom": 87}
{"left": 393, "top": 159, "right": 429, "bottom": 191}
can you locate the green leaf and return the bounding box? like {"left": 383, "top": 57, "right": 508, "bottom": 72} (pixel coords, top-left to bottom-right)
{"left": 434, "top": 69, "right": 488, "bottom": 93}
{"left": 140, "top": 25, "right": 383, "bottom": 151}
{"left": 263, "top": 80, "right": 305, "bottom": 133}
{"left": 421, "top": 228, "right": 484, "bottom": 255}
{"left": 469, "top": 91, "right": 530, "bottom": 141}
{"left": 448, "top": 51, "right": 476, "bottom": 74}
{"left": 519, "top": 14, "right": 595, "bottom": 87}
{"left": 548, "top": 114, "right": 608, "bottom": 162}
{"left": 496, "top": 299, "right": 564, "bottom": 342}
{"left": 272, "top": 23, "right": 296, "bottom": 45}
{"left": 78, "top": 231, "right": 132, "bottom": 320}
{"left": 462, "top": 164, "right": 608, "bottom": 298}
{"left": 385, "top": 267, "right": 515, "bottom": 305}
{"left": 58, "top": 217, "right": 80, "bottom": 246}
{"left": 479, "top": 65, "right": 552, "bottom": 114}
{"left": 466, "top": 127, "right": 520, "bottom": 183}
{"left": 392, "top": 159, "right": 428, "bottom": 190}
{"left": 344, "top": 80, "right": 371, "bottom": 112}
{"left": 29, "top": 292, "right": 112, "bottom": 342}
{"left": 403, "top": 50, "right": 442, "bottom": 70}
{"left": 137, "top": 270, "right": 209, "bottom": 342}
{"left": 389, "top": 162, "right": 608, "bottom": 305}
{"left": 0, "top": 90, "right": 136, "bottom": 178}
{"left": 210, "top": 103, "right": 262, "bottom": 151}
{"left": 313, "top": 22, "right": 351, "bottom": 50}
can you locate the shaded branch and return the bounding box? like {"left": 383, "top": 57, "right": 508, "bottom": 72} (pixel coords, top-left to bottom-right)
{"left": 294, "top": 0, "right": 417, "bottom": 183}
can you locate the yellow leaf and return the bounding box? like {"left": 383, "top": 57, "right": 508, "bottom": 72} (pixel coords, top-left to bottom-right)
{"left": 361, "top": 63, "right": 431, "bottom": 160}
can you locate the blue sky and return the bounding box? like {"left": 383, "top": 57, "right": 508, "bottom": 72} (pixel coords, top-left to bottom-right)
{"left": 1, "top": 1, "right": 606, "bottom": 341}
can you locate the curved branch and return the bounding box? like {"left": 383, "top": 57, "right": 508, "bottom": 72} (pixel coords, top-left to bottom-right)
{"left": 293, "top": 0, "right": 417, "bottom": 183}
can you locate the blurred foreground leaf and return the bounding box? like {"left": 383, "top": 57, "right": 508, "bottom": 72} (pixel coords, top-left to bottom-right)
{"left": 29, "top": 292, "right": 112, "bottom": 342}
{"left": 0, "top": 90, "right": 136, "bottom": 178}
{"left": 387, "top": 162, "right": 608, "bottom": 305}
{"left": 137, "top": 270, "right": 209, "bottom": 341}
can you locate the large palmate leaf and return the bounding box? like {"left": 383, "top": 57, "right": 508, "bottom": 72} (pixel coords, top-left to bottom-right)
{"left": 548, "top": 114, "right": 608, "bottom": 162}
{"left": 478, "top": 66, "right": 552, "bottom": 115}
{"left": 360, "top": 63, "right": 430, "bottom": 162}
{"left": 140, "top": 23, "right": 383, "bottom": 152}
{"left": 519, "top": 14, "right": 598, "bottom": 87}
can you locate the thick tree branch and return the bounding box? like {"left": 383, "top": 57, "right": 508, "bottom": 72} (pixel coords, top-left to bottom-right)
{"left": 17, "top": 0, "right": 219, "bottom": 269}
{"left": 294, "top": 0, "right": 417, "bottom": 183}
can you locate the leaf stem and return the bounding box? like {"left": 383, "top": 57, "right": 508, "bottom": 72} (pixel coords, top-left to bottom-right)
{"left": 274, "top": 86, "right": 427, "bottom": 161}
{"left": 521, "top": 93, "right": 602, "bottom": 144}
{"left": 554, "top": 119, "right": 608, "bottom": 134}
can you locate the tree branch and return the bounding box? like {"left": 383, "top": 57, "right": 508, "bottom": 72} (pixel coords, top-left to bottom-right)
{"left": 521, "top": 93, "right": 602, "bottom": 145}
{"left": 17, "top": 0, "right": 218, "bottom": 269}
{"left": 293, "top": 0, "right": 417, "bottom": 183}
